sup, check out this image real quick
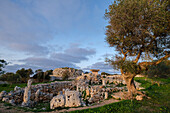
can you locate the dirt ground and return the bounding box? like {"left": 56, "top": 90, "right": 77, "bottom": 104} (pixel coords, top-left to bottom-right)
{"left": 0, "top": 99, "right": 120, "bottom": 113}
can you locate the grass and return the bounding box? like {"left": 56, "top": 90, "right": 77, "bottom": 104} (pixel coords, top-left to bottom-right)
{"left": 0, "top": 83, "right": 27, "bottom": 92}
{"left": 70, "top": 77, "right": 170, "bottom": 113}
{"left": 0, "top": 79, "right": 72, "bottom": 92}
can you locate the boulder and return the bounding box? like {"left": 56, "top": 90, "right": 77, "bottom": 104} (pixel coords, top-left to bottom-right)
{"left": 136, "top": 95, "right": 143, "bottom": 101}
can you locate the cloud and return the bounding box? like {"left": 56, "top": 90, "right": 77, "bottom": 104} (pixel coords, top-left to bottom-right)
{"left": 5, "top": 45, "right": 96, "bottom": 72}
{"left": 51, "top": 44, "right": 96, "bottom": 63}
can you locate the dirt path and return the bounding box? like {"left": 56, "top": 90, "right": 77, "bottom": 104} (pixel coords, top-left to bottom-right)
{"left": 0, "top": 99, "right": 120, "bottom": 113}
{"left": 51, "top": 99, "right": 120, "bottom": 113}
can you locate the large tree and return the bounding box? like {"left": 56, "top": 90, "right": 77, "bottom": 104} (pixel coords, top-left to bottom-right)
{"left": 105, "top": 0, "right": 170, "bottom": 97}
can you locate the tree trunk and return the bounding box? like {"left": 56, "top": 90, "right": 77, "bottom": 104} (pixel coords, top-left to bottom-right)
{"left": 123, "top": 74, "right": 137, "bottom": 96}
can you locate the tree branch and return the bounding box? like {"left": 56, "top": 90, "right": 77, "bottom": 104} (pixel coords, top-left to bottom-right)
{"left": 139, "top": 53, "right": 170, "bottom": 70}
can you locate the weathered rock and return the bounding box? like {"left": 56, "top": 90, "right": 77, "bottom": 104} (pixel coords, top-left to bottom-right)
{"left": 102, "top": 79, "right": 106, "bottom": 86}
{"left": 50, "top": 92, "right": 65, "bottom": 109}
{"left": 22, "top": 79, "right": 32, "bottom": 107}
{"left": 105, "top": 92, "right": 108, "bottom": 99}
{"left": 14, "top": 86, "right": 21, "bottom": 91}
{"left": 136, "top": 95, "right": 143, "bottom": 101}
{"left": 2, "top": 97, "right": 9, "bottom": 102}
{"left": 65, "top": 90, "right": 82, "bottom": 107}
{"left": 35, "top": 89, "right": 41, "bottom": 102}
{"left": 0, "top": 91, "right": 7, "bottom": 100}
{"left": 9, "top": 99, "right": 16, "bottom": 105}
{"left": 111, "top": 95, "right": 121, "bottom": 100}
{"left": 86, "top": 87, "right": 90, "bottom": 96}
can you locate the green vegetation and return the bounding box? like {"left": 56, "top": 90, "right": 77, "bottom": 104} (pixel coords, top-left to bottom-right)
{"left": 101, "top": 72, "right": 110, "bottom": 76}
{"left": 105, "top": 0, "right": 169, "bottom": 96}
{"left": 70, "top": 77, "right": 170, "bottom": 113}
{"left": 62, "top": 70, "right": 69, "bottom": 80}
{"left": 0, "top": 83, "right": 27, "bottom": 92}
{"left": 0, "top": 68, "right": 53, "bottom": 84}
{"left": 0, "top": 59, "right": 7, "bottom": 75}
{"left": 143, "top": 60, "right": 170, "bottom": 78}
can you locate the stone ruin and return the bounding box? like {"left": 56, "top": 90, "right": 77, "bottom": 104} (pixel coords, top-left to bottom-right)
{"left": 50, "top": 90, "right": 83, "bottom": 109}
{"left": 0, "top": 69, "right": 142, "bottom": 110}
{"left": 50, "top": 68, "right": 83, "bottom": 80}
{"left": 0, "top": 79, "right": 75, "bottom": 107}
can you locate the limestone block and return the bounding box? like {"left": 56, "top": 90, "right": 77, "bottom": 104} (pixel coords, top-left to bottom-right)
{"left": 50, "top": 93, "right": 65, "bottom": 109}
{"left": 65, "top": 91, "right": 81, "bottom": 107}
{"left": 22, "top": 79, "right": 32, "bottom": 107}
{"left": 86, "top": 87, "right": 90, "bottom": 96}
{"left": 136, "top": 95, "right": 143, "bottom": 101}
{"left": 102, "top": 79, "right": 106, "bottom": 86}
{"left": 105, "top": 92, "right": 108, "bottom": 99}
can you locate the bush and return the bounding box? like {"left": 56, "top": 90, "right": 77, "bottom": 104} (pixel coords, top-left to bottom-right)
{"left": 101, "top": 72, "right": 110, "bottom": 75}
{"left": 144, "top": 61, "right": 170, "bottom": 78}
{"left": 0, "top": 72, "right": 21, "bottom": 83}
{"left": 62, "top": 70, "right": 69, "bottom": 80}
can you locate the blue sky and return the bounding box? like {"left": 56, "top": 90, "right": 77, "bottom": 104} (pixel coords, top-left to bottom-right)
{"left": 0, "top": 0, "right": 120, "bottom": 74}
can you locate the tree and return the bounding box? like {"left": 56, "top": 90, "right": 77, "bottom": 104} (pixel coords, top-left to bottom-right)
{"left": 0, "top": 60, "right": 7, "bottom": 75}
{"left": 62, "top": 70, "right": 69, "bottom": 80}
{"left": 16, "top": 68, "right": 33, "bottom": 82}
{"left": 0, "top": 72, "right": 20, "bottom": 83}
{"left": 105, "top": 0, "right": 169, "bottom": 97}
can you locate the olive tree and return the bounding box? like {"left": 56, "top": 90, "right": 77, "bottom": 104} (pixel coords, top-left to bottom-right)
{"left": 105, "top": 0, "right": 169, "bottom": 96}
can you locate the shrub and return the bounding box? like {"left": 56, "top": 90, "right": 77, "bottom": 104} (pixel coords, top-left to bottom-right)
{"left": 62, "top": 70, "right": 69, "bottom": 80}
{"left": 144, "top": 61, "right": 170, "bottom": 78}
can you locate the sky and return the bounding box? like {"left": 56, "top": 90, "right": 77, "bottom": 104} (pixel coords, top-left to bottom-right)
{"left": 0, "top": 0, "right": 120, "bottom": 74}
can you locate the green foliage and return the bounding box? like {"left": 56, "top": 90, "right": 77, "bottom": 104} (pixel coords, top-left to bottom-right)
{"left": 0, "top": 59, "right": 7, "bottom": 75}
{"left": 110, "top": 59, "right": 140, "bottom": 74}
{"left": 62, "top": 70, "right": 69, "bottom": 80}
{"left": 144, "top": 60, "right": 170, "bottom": 78}
{"left": 0, "top": 83, "right": 27, "bottom": 92}
{"left": 0, "top": 72, "right": 20, "bottom": 83}
{"left": 16, "top": 68, "right": 33, "bottom": 82}
{"left": 101, "top": 72, "right": 110, "bottom": 75}
{"left": 105, "top": 0, "right": 169, "bottom": 58}
{"left": 33, "top": 69, "right": 52, "bottom": 83}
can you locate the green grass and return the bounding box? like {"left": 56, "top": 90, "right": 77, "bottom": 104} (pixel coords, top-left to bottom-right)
{"left": 0, "top": 79, "right": 73, "bottom": 92}
{"left": 0, "top": 83, "right": 27, "bottom": 92}
{"left": 70, "top": 77, "right": 170, "bottom": 113}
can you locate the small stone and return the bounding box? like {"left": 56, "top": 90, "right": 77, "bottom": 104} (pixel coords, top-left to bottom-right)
{"left": 2, "top": 97, "right": 9, "bottom": 102}
{"left": 136, "top": 95, "right": 143, "bottom": 101}
{"left": 9, "top": 99, "right": 16, "bottom": 106}
{"left": 0, "top": 91, "right": 7, "bottom": 100}
{"left": 42, "top": 108, "right": 46, "bottom": 110}
{"left": 14, "top": 86, "right": 21, "bottom": 91}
